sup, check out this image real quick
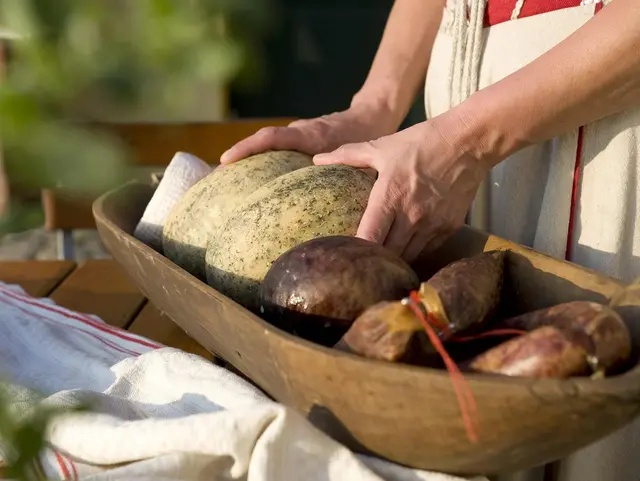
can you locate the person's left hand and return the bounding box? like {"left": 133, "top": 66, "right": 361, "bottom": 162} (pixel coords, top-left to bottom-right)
{"left": 313, "top": 117, "right": 489, "bottom": 262}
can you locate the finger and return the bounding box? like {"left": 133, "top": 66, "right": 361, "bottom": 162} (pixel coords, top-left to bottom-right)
{"left": 220, "top": 127, "right": 307, "bottom": 164}
{"left": 402, "top": 229, "right": 438, "bottom": 263}
{"left": 356, "top": 180, "right": 395, "bottom": 244}
{"left": 287, "top": 118, "right": 310, "bottom": 128}
{"left": 382, "top": 212, "right": 415, "bottom": 257}
{"left": 313, "top": 142, "right": 376, "bottom": 169}
{"left": 423, "top": 228, "right": 456, "bottom": 255}
{"left": 403, "top": 225, "right": 453, "bottom": 262}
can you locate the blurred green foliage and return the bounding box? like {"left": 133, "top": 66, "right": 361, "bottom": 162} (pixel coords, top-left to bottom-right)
{"left": 0, "top": 0, "right": 273, "bottom": 233}
{"left": 0, "top": 1, "right": 271, "bottom": 478}
{"left": 0, "top": 384, "right": 90, "bottom": 481}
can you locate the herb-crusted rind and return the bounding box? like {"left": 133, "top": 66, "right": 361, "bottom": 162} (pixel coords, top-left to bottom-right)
{"left": 205, "top": 165, "right": 375, "bottom": 310}
{"left": 162, "top": 150, "right": 313, "bottom": 280}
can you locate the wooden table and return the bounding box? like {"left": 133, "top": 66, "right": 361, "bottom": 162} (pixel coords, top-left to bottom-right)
{"left": 0, "top": 258, "right": 215, "bottom": 361}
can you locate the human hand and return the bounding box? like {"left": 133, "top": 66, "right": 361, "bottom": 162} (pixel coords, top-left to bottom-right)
{"left": 220, "top": 103, "right": 398, "bottom": 165}
{"left": 313, "top": 114, "right": 490, "bottom": 261}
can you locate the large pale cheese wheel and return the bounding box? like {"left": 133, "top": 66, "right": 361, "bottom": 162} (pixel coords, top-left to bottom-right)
{"left": 205, "top": 164, "right": 375, "bottom": 309}
{"left": 162, "top": 150, "right": 312, "bottom": 280}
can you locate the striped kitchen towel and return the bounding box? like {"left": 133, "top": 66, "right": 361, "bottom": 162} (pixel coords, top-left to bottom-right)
{"left": 0, "top": 282, "right": 486, "bottom": 481}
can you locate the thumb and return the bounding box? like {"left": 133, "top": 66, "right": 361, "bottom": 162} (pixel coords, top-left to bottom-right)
{"left": 220, "top": 127, "right": 307, "bottom": 165}
{"left": 313, "top": 142, "right": 375, "bottom": 169}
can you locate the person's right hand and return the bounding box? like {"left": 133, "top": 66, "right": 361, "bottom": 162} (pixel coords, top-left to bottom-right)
{"left": 219, "top": 104, "right": 398, "bottom": 165}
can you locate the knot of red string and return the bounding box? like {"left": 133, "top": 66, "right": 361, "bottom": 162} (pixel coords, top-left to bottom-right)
{"left": 404, "top": 290, "right": 526, "bottom": 444}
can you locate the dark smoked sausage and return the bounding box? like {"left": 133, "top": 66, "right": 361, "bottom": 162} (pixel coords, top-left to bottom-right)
{"left": 470, "top": 301, "right": 631, "bottom": 378}
{"left": 336, "top": 251, "right": 505, "bottom": 363}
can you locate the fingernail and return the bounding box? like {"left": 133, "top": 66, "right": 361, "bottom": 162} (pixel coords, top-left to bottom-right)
{"left": 220, "top": 149, "right": 232, "bottom": 164}
{"left": 313, "top": 153, "right": 327, "bottom": 164}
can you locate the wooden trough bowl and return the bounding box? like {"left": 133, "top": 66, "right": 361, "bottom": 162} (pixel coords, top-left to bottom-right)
{"left": 93, "top": 180, "right": 640, "bottom": 476}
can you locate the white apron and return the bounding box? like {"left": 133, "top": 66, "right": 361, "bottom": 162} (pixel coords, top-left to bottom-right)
{"left": 425, "top": 1, "right": 640, "bottom": 480}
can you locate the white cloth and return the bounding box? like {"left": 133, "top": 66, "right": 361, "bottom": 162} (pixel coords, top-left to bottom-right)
{"left": 0, "top": 282, "right": 485, "bottom": 481}
{"left": 133, "top": 152, "right": 213, "bottom": 253}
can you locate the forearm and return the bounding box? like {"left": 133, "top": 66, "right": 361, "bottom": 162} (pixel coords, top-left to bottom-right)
{"left": 352, "top": 0, "right": 445, "bottom": 132}
{"left": 452, "top": 0, "right": 640, "bottom": 167}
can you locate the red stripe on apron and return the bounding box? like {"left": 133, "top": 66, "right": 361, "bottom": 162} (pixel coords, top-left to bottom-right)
{"left": 565, "top": 3, "right": 605, "bottom": 260}
{"left": 565, "top": 126, "right": 584, "bottom": 261}
{"left": 484, "top": 0, "right": 597, "bottom": 27}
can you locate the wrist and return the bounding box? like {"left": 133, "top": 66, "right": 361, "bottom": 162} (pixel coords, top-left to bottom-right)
{"left": 417, "top": 113, "right": 490, "bottom": 185}
{"left": 350, "top": 86, "right": 407, "bottom": 136}
{"left": 443, "top": 89, "right": 531, "bottom": 169}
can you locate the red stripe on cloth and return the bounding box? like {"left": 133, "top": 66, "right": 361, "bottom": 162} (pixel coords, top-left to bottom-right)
{"left": 595, "top": 2, "right": 604, "bottom": 12}
{"left": 1, "top": 290, "right": 155, "bottom": 353}
{"left": 485, "top": 0, "right": 585, "bottom": 27}
{"left": 0, "top": 285, "right": 161, "bottom": 349}
{"left": 565, "top": 126, "right": 584, "bottom": 261}
{"left": 54, "top": 451, "right": 71, "bottom": 480}
{"left": 0, "top": 293, "right": 142, "bottom": 357}
{"left": 63, "top": 454, "right": 78, "bottom": 481}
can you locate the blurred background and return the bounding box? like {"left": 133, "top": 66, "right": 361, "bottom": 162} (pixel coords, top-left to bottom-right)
{"left": 0, "top": 0, "right": 425, "bottom": 261}
{"left": 228, "top": 0, "right": 424, "bottom": 126}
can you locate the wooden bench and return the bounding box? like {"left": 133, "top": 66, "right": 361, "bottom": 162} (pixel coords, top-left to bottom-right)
{"left": 41, "top": 119, "right": 294, "bottom": 259}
